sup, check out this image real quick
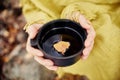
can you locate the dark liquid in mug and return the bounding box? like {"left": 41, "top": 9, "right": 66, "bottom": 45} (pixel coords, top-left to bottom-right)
{"left": 40, "top": 28, "right": 83, "bottom": 57}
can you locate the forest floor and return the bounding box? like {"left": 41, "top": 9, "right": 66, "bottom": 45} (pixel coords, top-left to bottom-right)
{"left": 0, "top": 0, "right": 57, "bottom": 80}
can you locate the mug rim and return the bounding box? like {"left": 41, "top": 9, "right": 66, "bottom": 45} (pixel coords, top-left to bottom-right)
{"left": 37, "top": 19, "right": 86, "bottom": 59}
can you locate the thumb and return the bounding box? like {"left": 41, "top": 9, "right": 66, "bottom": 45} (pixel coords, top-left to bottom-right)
{"left": 26, "top": 24, "right": 43, "bottom": 39}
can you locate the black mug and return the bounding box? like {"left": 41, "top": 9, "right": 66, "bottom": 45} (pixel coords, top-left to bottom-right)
{"left": 31, "top": 19, "right": 87, "bottom": 67}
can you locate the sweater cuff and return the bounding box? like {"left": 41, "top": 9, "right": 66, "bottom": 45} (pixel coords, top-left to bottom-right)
{"left": 23, "top": 19, "right": 45, "bottom": 31}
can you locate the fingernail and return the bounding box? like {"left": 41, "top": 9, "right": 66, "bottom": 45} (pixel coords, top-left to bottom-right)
{"left": 48, "top": 66, "right": 58, "bottom": 71}
{"left": 35, "top": 50, "right": 44, "bottom": 56}
{"left": 81, "top": 55, "right": 88, "bottom": 60}
{"left": 37, "top": 52, "right": 44, "bottom": 56}
{"left": 85, "top": 40, "right": 91, "bottom": 47}
{"left": 83, "top": 50, "right": 89, "bottom": 56}
{"left": 85, "top": 35, "right": 93, "bottom": 47}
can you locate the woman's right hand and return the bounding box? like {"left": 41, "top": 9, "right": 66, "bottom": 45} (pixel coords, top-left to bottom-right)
{"left": 26, "top": 24, "right": 58, "bottom": 71}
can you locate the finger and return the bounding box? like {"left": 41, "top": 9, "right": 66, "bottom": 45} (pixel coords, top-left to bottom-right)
{"left": 46, "top": 65, "right": 58, "bottom": 71}
{"left": 34, "top": 56, "right": 54, "bottom": 66}
{"left": 26, "top": 24, "right": 43, "bottom": 39}
{"left": 85, "top": 27, "right": 96, "bottom": 47}
{"left": 81, "top": 55, "right": 89, "bottom": 60}
{"left": 26, "top": 38, "right": 44, "bottom": 56}
{"left": 34, "top": 56, "right": 58, "bottom": 71}
{"left": 79, "top": 14, "right": 91, "bottom": 29}
{"left": 84, "top": 34, "right": 93, "bottom": 47}
{"left": 83, "top": 41, "right": 94, "bottom": 56}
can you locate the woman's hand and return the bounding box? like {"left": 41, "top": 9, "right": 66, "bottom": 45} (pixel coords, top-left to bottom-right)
{"left": 78, "top": 14, "right": 96, "bottom": 59}
{"left": 26, "top": 14, "right": 95, "bottom": 71}
{"left": 26, "top": 24, "right": 58, "bottom": 71}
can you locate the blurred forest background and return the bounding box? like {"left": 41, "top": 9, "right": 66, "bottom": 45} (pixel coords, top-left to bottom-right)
{"left": 0, "top": 0, "right": 57, "bottom": 80}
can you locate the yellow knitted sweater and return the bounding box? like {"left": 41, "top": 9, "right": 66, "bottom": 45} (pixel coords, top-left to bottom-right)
{"left": 21, "top": 0, "right": 120, "bottom": 80}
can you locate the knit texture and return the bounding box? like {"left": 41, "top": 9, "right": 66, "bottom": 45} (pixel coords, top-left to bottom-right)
{"left": 21, "top": 0, "right": 120, "bottom": 80}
